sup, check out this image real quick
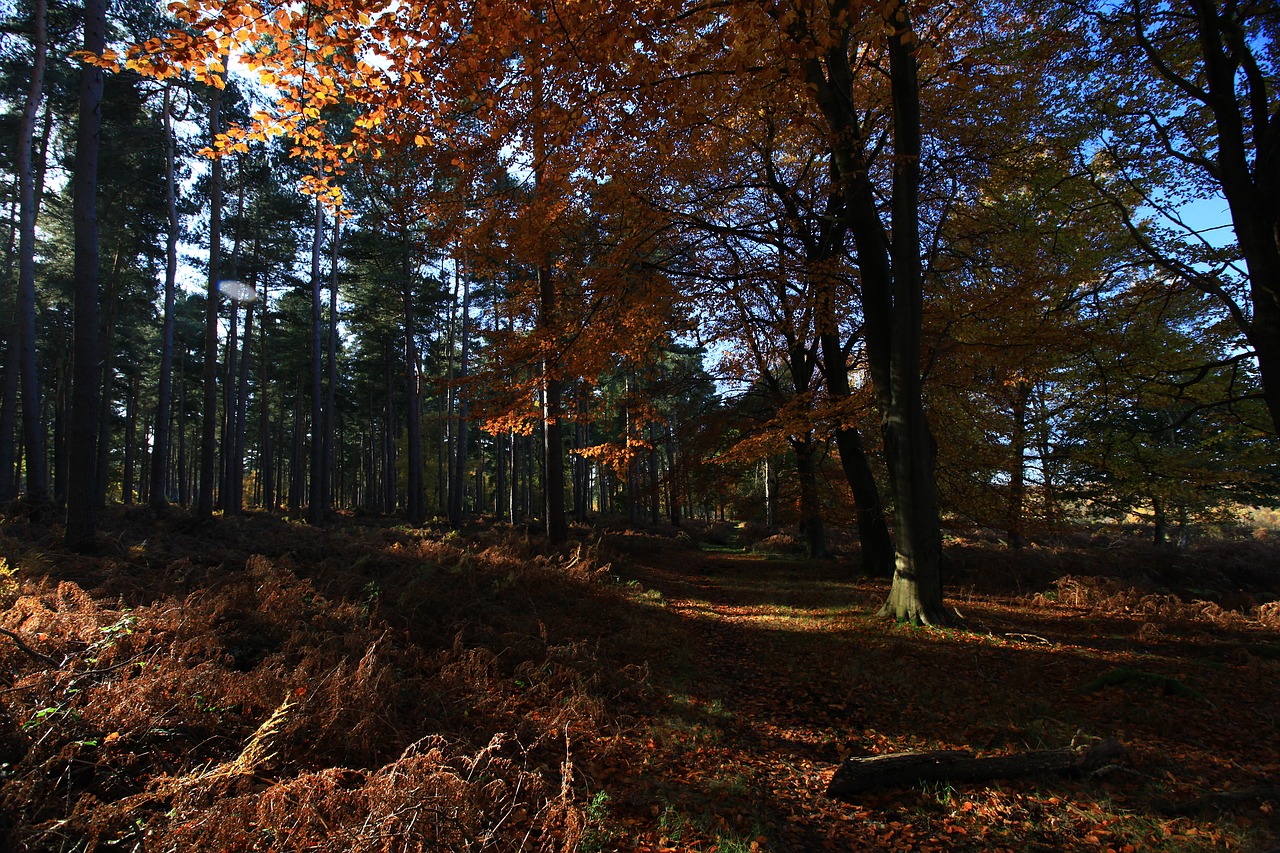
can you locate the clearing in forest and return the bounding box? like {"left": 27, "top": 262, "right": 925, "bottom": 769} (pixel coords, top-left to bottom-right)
{"left": 0, "top": 512, "right": 1277, "bottom": 851}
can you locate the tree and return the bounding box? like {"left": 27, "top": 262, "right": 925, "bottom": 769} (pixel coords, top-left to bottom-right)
{"left": 65, "top": 0, "right": 105, "bottom": 548}
{"left": 1078, "top": 0, "right": 1280, "bottom": 432}
{"left": 14, "top": 0, "right": 49, "bottom": 506}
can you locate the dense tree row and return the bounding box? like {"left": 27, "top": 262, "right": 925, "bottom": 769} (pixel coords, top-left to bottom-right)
{"left": 0, "top": 0, "right": 1275, "bottom": 621}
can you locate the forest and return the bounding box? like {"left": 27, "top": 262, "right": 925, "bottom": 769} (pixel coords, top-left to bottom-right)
{"left": 0, "top": 0, "right": 1278, "bottom": 849}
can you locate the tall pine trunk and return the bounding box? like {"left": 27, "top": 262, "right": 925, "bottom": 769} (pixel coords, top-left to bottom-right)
{"left": 65, "top": 0, "right": 105, "bottom": 548}
{"left": 14, "top": 0, "right": 49, "bottom": 505}
{"left": 448, "top": 264, "right": 470, "bottom": 527}
{"left": 197, "top": 76, "right": 224, "bottom": 519}
{"left": 322, "top": 219, "right": 340, "bottom": 515}
{"left": 307, "top": 199, "right": 325, "bottom": 524}
{"left": 402, "top": 232, "right": 424, "bottom": 524}
{"left": 150, "top": 83, "right": 179, "bottom": 509}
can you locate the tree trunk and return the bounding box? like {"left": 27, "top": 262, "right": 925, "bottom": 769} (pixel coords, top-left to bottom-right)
{"left": 121, "top": 373, "right": 137, "bottom": 504}
{"left": 289, "top": 374, "right": 304, "bottom": 513}
{"left": 804, "top": 0, "right": 946, "bottom": 623}
{"left": 540, "top": 264, "right": 567, "bottom": 544}
{"left": 259, "top": 283, "right": 273, "bottom": 511}
{"left": 402, "top": 235, "right": 424, "bottom": 525}
{"left": 449, "top": 263, "right": 471, "bottom": 527}
{"left": 306, "top": 199, "right": 325, "bottom": 524}
{"left": 383, "top": 351, "right": 396, "bottom": 514}
{"left": 65, "top": 0, "right": 105, "bottom": 548}
{"left": 14, "top": 0, "right": 48, "bottom": 506}
{"left": 323, "top": 218, "right": 340, "bottom": 516}
{"left": 230, "top": 302, "right": 252, "bottom": 513}
{"left": 648, "top": 421, "right": 661, "bottom": 526}
{"left": 197, "top": 75, "right": 224, "bottom": 519}
{"left": 150, "top": 83, "right": 179, "bottom": 510}
{"left": 177, "top": 357, "right": 188, "bottom": 507}
{"left": 219, "top": 301, "right": 237, "bottom": 512}
{"left": 827, "top": 739, "right": 1124, "bottom": 799}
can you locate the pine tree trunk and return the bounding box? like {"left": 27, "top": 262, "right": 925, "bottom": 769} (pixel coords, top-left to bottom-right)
{"left": 121, "top": 373, "right": 137, "bottom": 505}
{"left": 289, "top": 374, "right": 304, "bottom": 513}
{"left": 449, "top": 265, "right": 471, "bottom": 527}
{"left": 322, "top": 218, "right": 340, "bottom": 515}
{"left": 197, "top": 75, "right": 224, "bottom": 519}
{"left": 307, "top": 200, "right": 325, "bottom": 524}
{"left": 259, "top": 289, "right": 273, "bottom": 511}
{"left": 14, "top": 0, "right": 48, "bottom": 506}
{"left": 14, "top": 0, "right": 48, "bottom": 504}
{"left": 230, "top": 303, "right": 251, "bottom": 513}
{"left": 402, "top": 235, "right": 424, "bottom": 525}
{"left": 150, "top": 83, "right": 179, "bottom": 510}
{"left": 65, "top": 0, "right": 105, "bottom": 548}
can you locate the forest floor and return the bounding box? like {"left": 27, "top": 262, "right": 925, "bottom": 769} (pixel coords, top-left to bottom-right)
{"left": 1, "top": 509, "right": 1279, "bottom": 851}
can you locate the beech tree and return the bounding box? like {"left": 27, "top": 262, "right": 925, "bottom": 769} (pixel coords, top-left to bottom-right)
{"left": 1077, "top": 0, "right": 1280, "bottom": 432}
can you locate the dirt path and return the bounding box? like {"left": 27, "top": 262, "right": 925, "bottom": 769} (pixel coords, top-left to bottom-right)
{"left": 616, "top": 548, "right": 894, "bottom": 851}
{"left": 603, "top": 542, "right": 1280, "bottom": 852}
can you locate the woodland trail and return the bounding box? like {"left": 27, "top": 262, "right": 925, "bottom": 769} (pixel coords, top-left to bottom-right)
{"left": 617, "top": 546, "right": 911, "bottom": 851}
{"left": 605, "top": 536, "right": 1280, "bottom": 852}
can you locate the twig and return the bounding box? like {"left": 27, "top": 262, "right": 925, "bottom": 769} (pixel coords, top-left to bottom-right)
{"left": 1005, "top": 633, "right": 1053, "bottom": 645}
{"left": 0, "top": 626, "right": 59, "bottom": 666}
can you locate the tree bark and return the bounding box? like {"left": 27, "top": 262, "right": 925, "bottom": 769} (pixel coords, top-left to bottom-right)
{"left": 258, "top": 281, "right": 273, "bottom": 511}
{"left": 197, "top": 76, "right": 224, "bottom": 519}
{"left": 322, "top": 218, "right": 340, "bottom": 515}
{"left": 65, "top": 0, "right": 105, "bottom": 548}
{"left": 402, "top": 233, "right": 424, "bottom": 525}
{"left": 827, "top": 739, "right": 1124, "bottom": 799}
{"left": 802, "top": 0, "right": 946, "bottom": 623}
{"left": 448, "top": 262, "right": 471, "bottom": 527}
{"left": 306, "top": 199, "right": 325, "bottom": 524}
{"left": 230, "top": 302, "right": 252, "bottom": 513}
{"left": 150, "top": 83, "right": 179, "bottom": 510}
{"left": 121, "top": 373, "right": 137, "bottom": 504}
{"left": 14, "top": 0, "right": 48, "bottom": 506}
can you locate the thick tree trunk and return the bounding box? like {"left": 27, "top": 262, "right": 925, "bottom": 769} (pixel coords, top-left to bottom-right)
{"left": 65, "top": 0, "right": 105, "bottom": 548}
{"left": 827, "top": 739, "right": 1124, "bottom": 799}
{"left": 150, "top": 83, "right": 179, "bottom": 510}
{"left": 15, "top": 0, "right": 48, "bottom": 505}
{"left": 197, "top": 77, "right": 224, "bottom": 519}
{"left": 804, "top": 0, "right": 946, "bottom": 623}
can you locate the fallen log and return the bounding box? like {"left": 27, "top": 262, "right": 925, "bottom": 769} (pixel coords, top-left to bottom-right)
{"left": 827, "top": 738, "right": 1124, "bottom": 799}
